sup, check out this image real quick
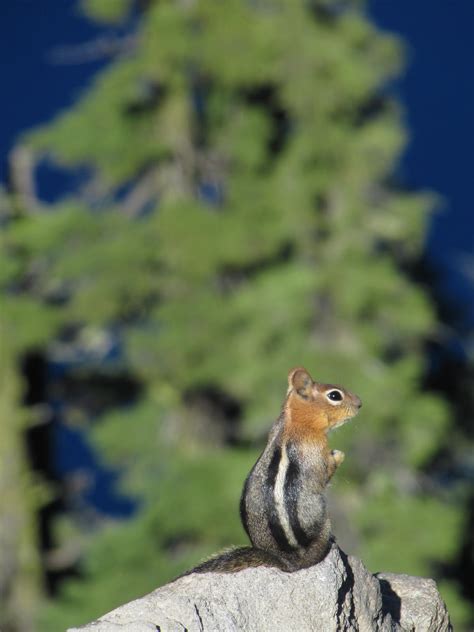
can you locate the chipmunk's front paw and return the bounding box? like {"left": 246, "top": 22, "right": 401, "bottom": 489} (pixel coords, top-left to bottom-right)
{"left": 331, "top": 449, "right": 345, "bottom": 466}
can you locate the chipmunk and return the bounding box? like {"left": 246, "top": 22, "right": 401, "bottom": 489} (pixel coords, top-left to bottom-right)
{"left": 189, "top": 367, "right": 362, "bottom": 574}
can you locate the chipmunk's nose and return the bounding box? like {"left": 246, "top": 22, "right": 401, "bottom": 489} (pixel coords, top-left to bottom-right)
{"left": 355, "top": 397, "right": 362, "bottom": 409}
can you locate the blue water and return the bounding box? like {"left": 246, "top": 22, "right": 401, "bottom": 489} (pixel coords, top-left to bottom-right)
{"left": 370, "top": 1, "right": 474, "bottom": 325}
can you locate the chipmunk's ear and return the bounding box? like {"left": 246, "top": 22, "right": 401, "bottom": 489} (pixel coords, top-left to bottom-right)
{"left": 288, "top": 367, "right": 314, "bottom": 399}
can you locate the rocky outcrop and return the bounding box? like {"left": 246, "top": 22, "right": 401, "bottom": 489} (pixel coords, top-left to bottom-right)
{"left": 69, "top": 545, "right": 451, "bottom": 631}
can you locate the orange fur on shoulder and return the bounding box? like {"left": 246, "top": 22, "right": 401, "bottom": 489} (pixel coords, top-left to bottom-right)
{"left": 283, "top": 393, "right": 329, "bottom": 446}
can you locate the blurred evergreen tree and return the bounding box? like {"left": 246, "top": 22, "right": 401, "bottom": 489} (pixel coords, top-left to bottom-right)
{"left": 0, "top": 188, "right": 52, "bottom": 631}
{"left": 1, "top": 0, "right": 472, "bottom": 629}
{"left": 0, "top": 338, "right": 42, "bottom": 632}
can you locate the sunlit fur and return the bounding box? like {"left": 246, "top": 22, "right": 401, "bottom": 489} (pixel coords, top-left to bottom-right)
{"left": 187, "top": 367, "right": 362, "bottom": 575}
{"left": 284, "top": 366, "right": 362, "bottom": 441}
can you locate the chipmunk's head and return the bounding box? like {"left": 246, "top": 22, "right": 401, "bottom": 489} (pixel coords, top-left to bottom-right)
{"left": 286, "top": 367, "right": 362, "bottom": 433}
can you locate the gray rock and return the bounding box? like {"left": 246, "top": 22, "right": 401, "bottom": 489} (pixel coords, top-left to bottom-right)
{"left": 69, "top": 545, "right": 451, "bottom": 632}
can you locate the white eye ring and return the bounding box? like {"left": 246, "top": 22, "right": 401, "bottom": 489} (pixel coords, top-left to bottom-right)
{"left": 325, "top": 389, "right": 344, "bottom": 405}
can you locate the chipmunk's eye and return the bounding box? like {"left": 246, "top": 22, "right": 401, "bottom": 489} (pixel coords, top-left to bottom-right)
{"left": 327, "top": 390, "right": 343, "bottom": 403}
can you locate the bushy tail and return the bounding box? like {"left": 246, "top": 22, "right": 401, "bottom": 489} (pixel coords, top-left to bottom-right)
{"left": 180, "top": 546, "right": 293, "bottom": 577}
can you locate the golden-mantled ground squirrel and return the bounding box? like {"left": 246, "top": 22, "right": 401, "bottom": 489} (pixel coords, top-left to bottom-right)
{"left": 190, "top": 367, "right": 362, "bottom": 574}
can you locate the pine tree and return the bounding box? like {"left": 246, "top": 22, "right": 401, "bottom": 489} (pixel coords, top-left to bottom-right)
{"left": 1, "top": 0, "right": 471, "bottom": 629}
{"left": 0, "top": 189, "right": 48, "bottom": 631}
